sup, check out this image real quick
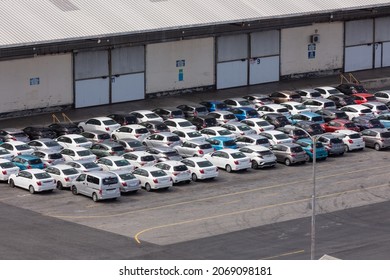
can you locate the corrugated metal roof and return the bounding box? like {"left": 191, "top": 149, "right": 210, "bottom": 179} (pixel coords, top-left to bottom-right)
{"left": 1, "top": 0, "right": 389, "bottom": 48}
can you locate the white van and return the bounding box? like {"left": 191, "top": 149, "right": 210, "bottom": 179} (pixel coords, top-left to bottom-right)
{"left": 71, "top": 171, "right": 121, "bottom": 202}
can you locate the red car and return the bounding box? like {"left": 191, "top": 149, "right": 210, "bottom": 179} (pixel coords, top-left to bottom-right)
{"left": 321, "top": 119, "right": 360, "bottom": 132}
{"left": 351, "top": 93, "right": 377, "bottom": 104}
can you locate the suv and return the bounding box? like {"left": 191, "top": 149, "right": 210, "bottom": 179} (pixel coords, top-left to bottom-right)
{"left": 360, "top": 128, "right": 390, "bottom": 150}
{"left": 270, "top": 143, "right": 307, "bottom": 166}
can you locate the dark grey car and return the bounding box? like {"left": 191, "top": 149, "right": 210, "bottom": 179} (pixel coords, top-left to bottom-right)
{"left": 270, "top": 143, "right": 307, "bottom": 166}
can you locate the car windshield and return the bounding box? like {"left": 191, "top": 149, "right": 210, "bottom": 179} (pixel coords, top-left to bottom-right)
{"left": 114, "top": 160, "right": 130, "bottom": 166}
{"left": 376, "top": 105, "right": 388, "bottom": 111}
{"left": 16, "top": 144, "right": 31, "bottom": 151}
{"left": 112, "top": 146, "right": 125, "bottom": 152}
{"left": 98, "top": 133, "right": 110, "bottom": 140}
{"left": 62, "top": 168, "right": 79, "bottom": 175}
{"left": 173, "top": 165, "right": 188, "bottom": 172}
{"left": 204, "top": 118, "right": 217, "bottom": 126}
{"left": 136, "top": 128, "right": 149, "bottom": 134}
{"left": 102, "top": 177, "right": 118, "bottom": 185}
{"left": 231, "top": 152, "right": 246, "bottom": 159}
{"left": 199, "top": 143, "right": 212, "bottom": 149}
{"left": 237, "top": 125, "right": 252, "bottom": 131}
{"left": 77, "top": 150, "right": 93, "bottom": 156}
{"left": 0, "top": 149, "right": 10, "bottom": 155}
{"left": 277, "top": 108, "right": 289, "bottom": 113}
{"left": 344, "top": 123, "right": 356, "bottom": 129}
{"left": 119, "top": 173, "right": 136, "bottom": 180}
{"left": 224, "top": 114, "right": 236, "bottom": 120}
{"left": 0, "top": 162, "right": 16, "bottom": 168}
{"left": 312, "top": 116, "right": 323, "bottom": 122}
{"left": 256, "top": 121, "right": 270, "bottom": 126}
{"left": 366, "top": 96, "right": 376, "bottom": 101}
{"left": 349, "top": 133, "right": 361, "bottom": 139}
{"left": 329, "top": 89, "right": 340, "bottom": 94}
{"left": 311, "top": 92, "right": 321, "bottom": 98}
{"left": 216, "top": 103, "right": 228, "bottom": 110}
{"left": 369, "top": 119, "right": 382, "bottom": 126}
{"left": 167, "top": 136, "right": 180, "bottom": 142}
{"left": 34, "top": 172, "right": 51, "bottom": 179}
{"left": 236, "top": 100, "right": 250, "bottom": 106}
{"left": 155, "top": 124, "right": 168, "bottom": 130}
{"left": 145, "top": 113, "right": 160, "bottom": 119}
{"left": 223, "top": 140, "right": 236, "bottom": 147}
{"left": 127, "top": 141, "right": 143, "bottom": 148}
{"left": 83, "top": 162, "right": 99, "bottom": 168}
{"left": 247, "top": 110, "right": 258, "bottom": 117}
{"left": 151, "top": 170, "right": 167, "bottom": 177}
{"left": 294, "top": 104, "right": 307, "bottom": 110}
{"left": 179, "top": 121, "right": 193, "bottom": 127}
{"left": 197, "top": 160, "right": 213, "bottom": 168}
{"left": 103, "top": 120, "right": 118, "bottom": 126}
{"left": 335, "top": 112, "right": 348, "bottom": 119}
{"left": 380, "top": 132, "right": 390, "bottom": 138}
{"left": 164, "top": 151, "right": 180, "bottom": 157}
{"left": 218, "top": 129, "right": 233, "bottom": 136}
{"left": 361, "top": 109, "right": 372, "bottom": 114}
{"left": 324, "top": 102, "right": 335, "bottom": 108}
{"left": 45, "top": 141, "right": 60, "bottom": 147}
{"left": 172, "top": 110, "right": 184, "bottom": 117}
{"left": 294, "top": 129, "right": 308, "bottom": 137}
{"left": 274, "top": 133, "right": 289, "bottom": 140}
{"left": 124, "top": 117, "right": 137, "bottom": 124}
{"left": 256, "top": 138, "right": 269, "bottom": 145}
{"left": 48, "top": 153, "right": 63, "bottom": 159}
{"left": 74, "top": 137, "right": 88, "bottom": 143}
{"left": 141, "top": 155, "right": 155, "bottom": 162}
{"left": 187, "top": 132, "right": 202, "bottom": 138}
{"left": 330, "top": 138, "right": 342, "bottom": 144}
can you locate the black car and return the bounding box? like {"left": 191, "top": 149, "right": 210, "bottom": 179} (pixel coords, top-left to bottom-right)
{"left": 261, "top": 113, "right": 290, "bottom": 128}
{"left": 48, "top": 122, "right": 82, "bottom": 136}
{"left": 188, "top": 116, "right": 218, "bottom": 130}
{"left": 139, "top": 121, "right": 170, "bottom": 134}
{"left": 23, "top": 126, "right": 57, "bottom": 140}
{"left": 351, "top": 116, "right": 384, "bottom": 131}
{"left": 327, "top": 94, "right": 355, "bottom": 108}
{"left": 107, "top": 113, "right": 138, "bottom": 126}
{"left": 152, "top": 107, "right": 185, "bottom": 120}
{"left": 314, "top": 109, "right": 349, "bottom": 123}
{"left": 294, "top": 121, "right": 325, "bottom": 135}
{"left": 336, "top": 83, "right": 369, "bottom": 95}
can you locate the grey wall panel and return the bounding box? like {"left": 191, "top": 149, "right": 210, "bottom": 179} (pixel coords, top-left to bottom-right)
{"left": 112, "top": 73, "right": 144, "bottom": 103}
{"left": 111, "top": 46, "right": 145, "bottom": 75}
{"left": 375, "top": 17, "right": 390, "bottom": 42}
{"left": 217, "top": 34, "right": 248, "bottom": 62}
{"left": 375, "top": 43, "right": 382, "bottom": 68}
{"left": 345, "top": 19, "right": 373, "bottom": 46}
{"left": 344, "top": 45, "right": 373, "bottom": 72}
{"left": 75, "top": 78, "right": 109, "bottom": 108}
{"left": 251, "top": 30, "right": 280, "bottom": 57}
{"left": 216, "top": 60, "right": 247, "bottom": 89}
{"left": 74, "top": 50, "right": 109, "bottom": 80}
{"left": 249, "top": 56, "right": 279, "bottom": 85}
{"left": 382, "top": 42, "right": 390, "bottom": 67}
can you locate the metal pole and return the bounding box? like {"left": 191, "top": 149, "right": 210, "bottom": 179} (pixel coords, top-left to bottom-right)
{"left": 310, "top": 136, "right": 317, "bottom": 260}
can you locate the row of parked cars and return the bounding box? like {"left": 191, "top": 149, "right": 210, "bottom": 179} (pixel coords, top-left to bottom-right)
{"left": 0, "top": 83, "right": 389, "bottom": 202}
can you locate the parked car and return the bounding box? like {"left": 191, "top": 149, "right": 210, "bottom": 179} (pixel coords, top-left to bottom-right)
{"left": 242, "top": 95, "right": 274, "bottom": 106}
{"left": 78, "top": 117, "right": 120, "bottom": 133}
{"left": 373, "top": 90, "right": 390, "bottom": 103}
{"left": 352, "top": 116, "right": 384, "bottom": 131}
{"left": 223, "top": 98, "right": 254, "bottom": 108}
{"left": 0, "top": 141, "right": 34, "bottom": 156}
{"left": 71, "top": 171, "right": 121, "bottom": 202}
{"left": 199, "top": 100, "right": 228, "bottom": 112}
{"left": 164, "top": 118, "right": 197, "bottom": 132}
{"left": 269, "top": 90, "right": 302, "bottom": 104}
{"left": 181, "top": 157, "right": 219, "bottom": 182}
{"left": 145, "top": 146, "right": 183, "bottom": 162}
{"left": 0, "top": 159, "right": 19, "bottom": 181}
{"left": 172, "top": 129, "right": 205, "bottom": 142}
{"left": 8, "top": 169, "right": 56, "bottom": 194}
{"left": 377, "top": 113, "right": 390, "bottom": 129}
{"left": 321, "top": 119, "right": 360, "bottom": 132}
{"left": 152, "top": 107, "right": 185, "bottom": 120}
{"left": 32, "top": 150, "right": 65, "bottom": 166}
{"left": 235, "top": 134, "right": 270, "bottom": 148}
{"left": 204, "top": 149, "right": 251, "bottom": 173}
{"left": 111, "top": 124, "right": 151, "bottom": 141}
{"left": 327, "top": 94, "right": 355, "bottom": 108}
{"left": 257, "top": 104, "right": 291, "bottom": 118}
{"left": 47, "top": 122, "right": 82, "bottom": 136}
{"left": 123, "top": 151, "right": 158, "bottom": 168}
{"left": 65, "top": 161, "right": 103, "bottom": 173}
{"left": 314, "top": 109, "right": 349, "bottom": 122}
{"left": 188, "top": 116, "right": 218, "bottom": 130}
{"left": 206, "top": 111, "right": 237, "bottom": 124}
{"left": 154, "top": 161, "right": 192, "bottom": 184}
{"left": 340, "top": 105, "right": 374, "bottom": 120}
{"left": 176, "top": 104, "right": 208, "bottom": 118}
{"left": 316, "top": 133, "right": 345, "bottom": 156}
{"left": 259, "top": 130, "right": 293, "bottom": 146}
{"left": 129, "top": 110, "right": 163, "bottom": 123}
{"left": 221, "top": 121, "right": 256, "bottom": 137}
{"left": 360, "top": 128, "right": 390, "bottom": 150}
{"left": 302, "top": 98, "right": 336, "bottom": 111}
{"left": 174, "top": 139, "right": 214, "bottom": 158}
{"left": 228, "top": 107, "right": 259, "bottom": 121}
{"left": 142, "top": 132, "right": 182, "bottom": 148}
{"left": 199, "top": 126, "right": 236, "bottom": 140}
{"left": 96, "top": 156, "right": 134, "bottom": 172}
{"left": 205, "top": 136, "right": 237, "bottom": 150}
{"left": 260, "top": 113, "right": 290, "bottom": 128}
{"left": 22, "top": 126, "right": 57, "bottom": 140}
{"left": 351, "top": 93, "right": 377, "bottom": 104}
{"left": 90, "top": 141, "right": 126, "bottom": 158}
{"left": 270, "top": 143, "right": 307, "bottom": 166}
{"left": 314, "top": 86, "right": 343, "bottom": 98}
{"left": 106, "top": 112, "right": 138, "bottom": 126}
{"left": 295, "top": 138, "right": 328, "bottom": 161}
{"left": 81, "top": 130, "right": 111, "bottom": 143}
{"left": 28, "top": 138, "right": 63, "bottom": 152}
{"left": 334, "top": 129, "right": 365, "bottom": 152}
{"left": 139, "top": 121, "right": 170, "bottom": 134}
{"left": 289, "top": 111, "right": 324, "bottom": 125}
{"left": 276, "top": 126, "right": 310, "bottom": 141}
{"left": 293, "top": 121, "right": 325, "bottom": 135}
{"left": 45, "top": 164, "right": 80, "bottom": 190}
{"left": 0, "top": 128, "right": 30, "bottom": 142}
{"left": 132, "top": 166, "right": 173, "bottom": 191}
{"left": 238, "top": 145, "right": 276, "bottom": 169}
{"left": 280, "top": 101, "right": 311, "bottom": 115}
{"left": 116, "top": 139, "right": 146, "bottom": 152}
{"left": 109, "top": 170, "right": 141, "bottom": 193}
{"left": 361, "top": 102, "right": 390, "bottom": 116}
{"left": 60, "top": 147, "right": 97, "bottom": 163}
{"left": 56, "top": 134, "right": 92, "bottom": 149}
{"left": 336, "top": 83, "right": 369, "bottom": 95}
{"left": 240, "top": 118, "right": 274, "bottom": 133}
{"left": 295, "top": 88, "right": 322, "bottom": 100}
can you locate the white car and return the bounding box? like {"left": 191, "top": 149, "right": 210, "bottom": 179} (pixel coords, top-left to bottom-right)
{"left": 374, "top": 90, "right": 390, "bottom": 103}
{"left": 32, "top": 150, "right": 66, "bottom": 166}
{"left": 181, "top": 157, "right": 219, "bottom": 182}
{"left": 204, "top": 149, "right": 251, "bottom": 173}
{"left": 256, "top": 104, "right": 291, "bottom": 118}
{"left": 123, "top": 151, "right": 157, "bottom": 168}
{"left": 238, "top": 145, "right": 277, "bottom": 169}
{"left": 116, "top": 139, "right": 146, "bottom": 152}
{"left": 302, "top": 98, "right": 337, "bottom": 111}
{"left": 44, "top": 164, "right": 80, "bottom": 190}
{"left": 280, "top": 102, "right": 311, "bottom": 115}
{"left": 334, "top": 129, "right": 365, "bottom": 152}
{"left": 154, "top": 160, "right": 192, "bottom": 184}
{"left": 109, "top": 170, "right": 141, "bottom": 193}
{"left": 295, "top": 88, "right": 322, "bottom": 100}
{"left": 0, "top": 159, "right": 19, "bottom": 181}
{"left": 142, "top": 132, "right": 182, "bottom": 148}
{"left": 96, "top": 156, "right": 135, "bottom": 172}
{"left": 111, "top": 125, "right": 151, "bottom": 141}
{"left": 259, "top": 130, "right": 294, "bottom": 146}
{"left": 56, "top": 134, "right": 92, "bottom": 149}
{"left": 130, "top": 110, "right": 163, "bottom": 123}
{"left": 65, "top": 161, "right": 103, "bottom": 173}
{"left": 0, "top": 141, "right": 34, "bottom": 157}
{"left": 174, "top": 139, "right": 214, "bottom": 158}
{"left": 224, "top": 98, "right": 255, "bottom": 108}
{"left": 240, "top": 118, "right": 274, "bottom": 133}
{"left": 199, "top": 126, "right": 236, "bottom": 140}
{"left": 221, "top": 121, "right": 257, "bottom": 137}
{"left": 164, "top": 118, "right": 197, "bottom": 132}
{"left": 314, "top": 86, "right": 343, "bottom": 98}
{"left": 60, "top": 147, "right": 97, "bottom": 163}
{"left": 0, "top": 147, "right": 14, "bottom": 160}
{"left": 172, "top": 129, "right": 206, "bottom": 142}
{"left": 361, "top": 102, "right": 390, "bottom": 116}
{"left": 340, "top": 105, "right": 374, "bottom": 120}
{"left": 28, "top": 138, "right": 63, "bottom": 152}
{"left": 132, "top": 166, "right": 173, "bottom": 191}
{"left": 78, "top": 117, "right": 120, "bottom": 133}
{"left": 235, "top": 135, "right": 271, "bottom": 148}
{"left": 8, "top": 169, "right": 56, "bottom": 194}
{"left": 206, "top": 111, "right": 238, "bottom": 125}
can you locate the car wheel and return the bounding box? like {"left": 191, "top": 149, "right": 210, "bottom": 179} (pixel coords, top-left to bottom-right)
{"left": 251, "top": 160, "right": 258, "bottom": 169}
{"left": 92, "top": 192, "right": 98, "bottom": 202}
{"left": 112, "top": 135, "right": 117, "bottom": 140}
{"left": 56, "top": 181, "right": 63, "bottom": 190}
{"left": 145, "top": 183, "right": 152, "bottom": 192}
{"left": 284, "top": 158, "right": 291, "bottom": 166}
{"left": 9, "top": 179, "right": 15, "bottom": 188}
{"left": 374, "top": 143, "right": 381, "bottom": 151}
{"left": 344, "top": 145, "right": 349, "bottom": 152}
{"left": 225, "top": 164, "right": 232, "bottom": 173}
{"left": 78, "top": 126, "right": 84, "bottom": 132}
{"left": 71, "top": 186, "right": 78, "bottom": 195}
{"left": 191, "top": 173, "right": 198, "bottom": 182}
{"left": 29, "top": 185, "right": 35, "bottom": 194}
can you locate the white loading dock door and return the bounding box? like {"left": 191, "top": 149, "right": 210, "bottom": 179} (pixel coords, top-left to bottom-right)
{"left": 111, "top": 73, "right": 144, "bottom": 103}
{"left": 217, "top": 60, "right": 248, "bottom": 89}
{"left": 344, "top": 45, "right": 373, "bottom": 72}
{"left": 249, "top": 56, "right": 279, "bottom": 85}
{"left": 374, "top": 17, "right": 390, "bottom": 68}
{"left": 381, "top": 42, "right": 390, "bottom": 67}
{"left": 75, "top": 78, "right": 109, "bottom": 108}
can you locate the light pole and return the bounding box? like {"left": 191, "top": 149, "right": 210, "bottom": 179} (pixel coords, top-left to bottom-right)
{"left": 310, "top": 134, "right": 317, "bottom": 260}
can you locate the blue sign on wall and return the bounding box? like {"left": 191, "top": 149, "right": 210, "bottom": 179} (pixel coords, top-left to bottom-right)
{"left": 308, "top": 43, "right": 316, "bottom": 59}
{"left": 176, "top": 60, "right": 185, "bottom": 67}
{"left": 178, "top": 69, "right": 184, "bottom": 81}
{"left": 30, "top": 77, "right": 40, "bottom": 85}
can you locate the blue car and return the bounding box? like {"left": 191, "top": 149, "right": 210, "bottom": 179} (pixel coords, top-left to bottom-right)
{"left": 377, "top": 113, "right": 390, "bottom": 129}
{"left": 229, "top": 107, "right": 259, "bottom": 121}
{"left": 11, "top": 154, "right": 46, "bottom": 170}
{"left": 199, "top": 101, "right": 229, "bottom": 112}
{"left": 295, "top": 138, "right": 328, "bottom": 161}
{"left": 205, "top": 136, "right": 237, "bottom": 150}
{"left": 289, "top": 111, "right": 325, "bottom": 125}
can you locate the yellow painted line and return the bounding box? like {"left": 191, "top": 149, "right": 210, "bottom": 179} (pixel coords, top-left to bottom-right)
{"left": 134, "top": 183, "right": 389, "bottom": 244}
{"left": 260, "top": 249, "right": 305, "bottom": 260}
{"left": 50, "top": 164, "right": 390, "bottom": 219}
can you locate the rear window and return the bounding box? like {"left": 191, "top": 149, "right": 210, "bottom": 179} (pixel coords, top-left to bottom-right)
{"left": 204, "top": 118, "right": 217, "bottom": 126}
{"left": 237, "top": 125, "right": 252, "bottom": 131}
{"left": 230, "top": 152, "right": 246, "bottom": 159}
{"left": 102, "top": 177, "right": 118, "bottom": 185}
{"left": 259, "top": 150, "right": 273, "bottom": 157}
{"left": 256, "top": 121, "right": 270, "bottom": 126}
{"left": 114, "top": 159, "right": 130, "bottom": 166}
{"left": 238, "top": 100, "right": 251, "bottom": 106}
{"left": 329, "top": 89, "right": 340, "bottom": 94}
{"left": 0, "top": 162, "right": 16, "bottom": 168}
{"left": 74, "top": 137, "right": 88, "bottom": 144}
{"left": 349, "top": 133, "right": 361, "bottom": 139}
{"left": 376, "top": 105, "right": 388, "bottom": 111}
{"left": 380, "top": 132, "right": 390, "bottom": 138}
{"left": 164, "top": 151, "right": 180, "bottom": 157}
{"left": 311, "top": 92, "right": 321, "bottom": 98}
{"left": 103, "top": 120, "right": 118, "bottom": 126}
{"left": 172, "top": 110, "right": 184, "bottom": 117}
{"left": 119, "top": 173, "right": 136, "bottom": 180}
{"left": 77, "top": 150, "right": 92, "bottom": 156}
{"left": 311, "top": 116, "right": 323, "bottom": 122}
{"left": 141, "top": 155, "right": 155, "bottom": 162}
{"left": 199, "top": 143, "right": 212, "bottom": 149}
{"left": 224, "top": 114, "right": 236, "bottom": 120}
{"left": 223, "top": 140, "right": 236, "bottom": 147}
{"left": 294, "top": 129, "right": 308, "bottom": 137}
{"left": 324, "top": 102, "right": 335, "bottom": 108}
{"left": 173, "top": 165, "right": 188, "bottom": 171}
{"left": 218, "top": 129, "right": 232, "bottom": 136}
{"left": 344, "top": 123, "right": 356, "bottom": 129}
{"left": 128, "top": 141, "right": 143, "bottom": 148}
{"left": 12, "top": 132, "right": 28, "bottom": 137}
{"left": 0, "top": 149, "right": 9, "bottom": 155}
{"left": 330, "top": 138, "right": 342, "bottom": 144}
{"left": 369, "top": 119, "right": 381, "bottom": 126}
{"left": 62, "top": 168, "right": 79, "bottom": 175}
{"left": 276, "top": 116, "right": 289, "bottom": 124}
{"left": 48, "top": 153, "right": 63, "bottom": 159}
{"left": 112, "top": 146, "right": 125, "bottom": 152}
{"left": 45, "top": 141, "right": 60, "bottom": 147}
{"left": 277, "top": 108, "right": 289, "bottom": 113}
{"left": 83, "top": 162, "right": 99, "bottom": 168}
{"left": 155, "top": 124, "right": 168, "bottom": 130}
{"left": 98, "top": 133, "right": 110, "bottom": 140}
{"left": 256, "top": 138, "right": 269, "bottom": 145}
{"left": 335, "top": 112, "right": 348, "bottom": 119}
{"left": 124, "top": 116, "right": 137, "bottom": 124}
{"left": 216, "top": 103, "right": 228, "bottom": 110}
{"left": 135, "top": 128, "right": 149, "bottom": 134}
{"left": 274, "top": 133, "right": 289, "bottom": 140}
{"left": 34, "top": 172, "right": 51, "bottom": 179}
{"left": 310, "top": 124, "right": 322, "bottom": 130}
{"left": 290, "top": 146, "right": 304, "bottom": 153}
{"left": 167, "top": 136, "right": 180, "bottom": 142}
{"left": 366, "top": 96, "right": 376, "bottom": 101}
{"left": 145, "top": 113, "right": 160, "bottom": 119}
{"left": 290, "top": 94, "right": 301, "bottom": 99}
{"left": 29, "top": 159, "right": 42, "bottom": 165}
{"left": 197, "top": 160, "right": 213, "bottom": 168}
{"left": 187, "top": 132, "right": 202, "bottom": 138}
{"left": 247, "top": 110, "right": 258, "bottom": 117}
{"left": 179, "top": 121, "right": 193, "bottom": 127}
{"left": 150, "top": 170, "right": 167, "bottom": 177}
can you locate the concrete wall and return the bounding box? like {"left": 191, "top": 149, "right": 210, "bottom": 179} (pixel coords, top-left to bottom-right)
{"left": 0, "top": 54, "right": 72, "bottom": 113}
{"left": 281, "top": 22, "right": 344, "bottom": 76}
{"left": 146, "top": 37, "right": 214, "bottom": 93}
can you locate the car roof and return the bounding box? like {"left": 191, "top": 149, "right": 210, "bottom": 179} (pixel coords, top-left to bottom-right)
{"left": 275, "top": 142, "right": 300, "bottom": 147}
{"left": 22, "top": 168, "right": 47, "bottom": 174}
{"left": 182, "top": 156, "right": 211, "bottom": 162}
{"left": 48, "top": 164, "right": 77, "bottom": 170}
{"left": 63, "top": 146, "right": 90, "bottom": 151}
{"left": 262, "top": 129, "right": 285, "bottom": 135}
{"left": 6, "top": 141, "right": 30, "bottom": 145}
{"left": 352, "top": 93, "right": 373, "bottom": 97}
{"left": 147, "top": 146, "right": 176, "bottom": 152}
{"left": 240, "top": 145, "right": 269, "bottom": 151}
{"left": 315, "top": 86, "right": 337, "bottom": 90}
{"left": 298, "top": 111, "right": 321, "bottom": 117}
{"left": 344, "top": 104, "right": 371, "bottom": 109}
{"left": 0, "top": 158, "right": 11, "bottom": 163}
{"left": 225, "top": 97, "right": 247, "bottom": 101}
{"left": 209, "top": 110, "right": 234, "bottom": 115}
{"left": 60, "top": 133, "right": 86, "bottom": 138}
{"left": 216, "top": 148, "right": 240, "bottom": 153}
{"left": 98, "top": 156, "right": 125, "bottom": 160}
{"left": 209, "top": 136, "right": 235, "bottom": 141}
{"left": 156, "top": 160, "right": 184, "bottom": 166}
{"left": 166, "top": 118, "right": 189, "bottom": 122}
{"left": 137, "top": 166, "right": 165, "bottom": 172}
{"left": 182, "top": 139, "right": 209, "bottom": 144}
{"left": 130, "top": 110, "right": 155, "bottom": 113}
{"left": 88, "top": 116, "right": 114, "bottom": 121}
{"left": 125, "top": 151, "right": 152, "bottom": 156}
{"left": 334, "top": 129, "right": 360, "bottom": 135}
{"left": 153, "top": 131, "right": 177, "bottom": 136}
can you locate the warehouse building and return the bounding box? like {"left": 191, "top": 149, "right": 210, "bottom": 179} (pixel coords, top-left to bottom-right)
{"left": 1, "top": 0, "right": 390, "bottom": 116}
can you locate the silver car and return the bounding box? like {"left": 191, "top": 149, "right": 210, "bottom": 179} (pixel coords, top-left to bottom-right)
{"left": 270, "top": 143, "right": 307, "bottom": 166}
{"left": 238, "top": 145, "right": 276, "bottom": 169}
{"left": 360, "top": 128, "right": 390, "bottom": 150}
{"left": 316, "top": 133, "right": 345, "bottom": 156}
{"left": 142, "top": 132, "right": 182, "bottom": 148}
{"left": 174, "top": 139, "right": 214, "bottom": 158}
